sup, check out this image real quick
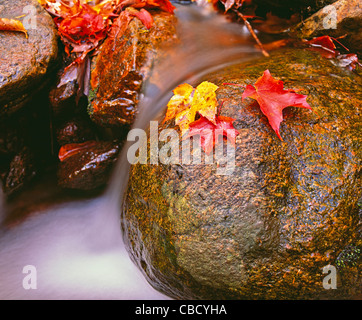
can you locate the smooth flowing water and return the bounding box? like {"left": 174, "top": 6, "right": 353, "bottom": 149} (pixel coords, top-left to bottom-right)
{"left": 0, "top": 5, "right": 259, "bottom": 300}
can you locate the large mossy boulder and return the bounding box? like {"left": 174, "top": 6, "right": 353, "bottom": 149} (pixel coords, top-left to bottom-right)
{"left": 123, "top": 48, "right": 361, "bottom": 299}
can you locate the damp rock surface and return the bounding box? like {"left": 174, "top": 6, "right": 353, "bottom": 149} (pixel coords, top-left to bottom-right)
{"left": 0, "top": 0, "right": 59, "bottom": 114}
{"left": 57, "top": 141, "right": 121, "bottom": 190}
{"left": 123, "top": 48, "right": 362, "bottom": 299}
{"left": 88, "top": 11, "right": 178, "bottom": 128}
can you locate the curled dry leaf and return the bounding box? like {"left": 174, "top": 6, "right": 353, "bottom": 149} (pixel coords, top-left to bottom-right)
{"left": 0, "top": 18, "right": 28, "bottom": 37}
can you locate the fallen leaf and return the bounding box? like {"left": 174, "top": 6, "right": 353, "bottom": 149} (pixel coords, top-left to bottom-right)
{"left": 127, "top": 7, "right": 154, "bottom": 29}
{"left": 56, "top": 4, "right": 109, "bottom": 50}
{"left": 0, "top": 18, "right": 28, "bottom": 37}
{"left": 242, "top": 69, "right": 312, "bottom": 140}
{"left": 306, "top": 35, "right": 338, "bottom": 58}
{"left": 39, "top": 0, "right": 175, "bottom": 103}
{"left": 122, "top": 0, "right": 176, "bottom": 14}
{"left": 164, "top": 81, "right": 219, "bottom": 131}
{"left": 306, "top": 36, "right": 361, "bottom": 70}
{"left": 163, "top": 83, "right": 195, "bottom": 123}
{"left": 185, "top": 115, "right": 239, "bottom": 155}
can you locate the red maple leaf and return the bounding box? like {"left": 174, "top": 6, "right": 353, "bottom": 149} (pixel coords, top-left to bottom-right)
{"left": 242, "top": 69, "right": 312, "bottom": 140}
{"left": 306, "top": 35, "right": 351, "bottom": 59}
{"left": 185, "top": 115, "right": 239, "bottom": 155}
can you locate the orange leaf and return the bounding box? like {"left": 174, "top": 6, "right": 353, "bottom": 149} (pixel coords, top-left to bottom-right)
{"left": 0, "top": 18, "right": 28, "bottom": 37}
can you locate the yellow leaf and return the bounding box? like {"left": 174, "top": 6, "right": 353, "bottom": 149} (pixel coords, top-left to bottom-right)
{"left": 0, "top": 18, "right": 28, "bottom": 38}
{"left": 192, "top": 81, "right": 218, "bottom": 125}
{"left": 163, "top": 83, "right": 194, "bottom": 123}
{"left": 164, "top": 81, "right": 219, "bottom": 131}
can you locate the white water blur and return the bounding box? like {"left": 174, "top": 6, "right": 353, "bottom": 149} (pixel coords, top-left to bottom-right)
{"left": 0, "top": 4, "right": 258, "bottom": 300}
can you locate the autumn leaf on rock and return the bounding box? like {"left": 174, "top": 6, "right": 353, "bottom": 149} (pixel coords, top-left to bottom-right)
{"left": 164, "top": 81, "right": 219, "bottom": 131}
{"left": 242, "top": 69, "right": 312, "bottom": 140}
{"left": 127, "top": 8, "right": 153, "bottom": 29}
{"left": 0, "top": 18, "right": 28, "bottom": 37}
{"left": 185, "top": 115, "right": 239, "bottom": 155}
{"left": 122, "top": 0, "right": 176, "bottom": 14}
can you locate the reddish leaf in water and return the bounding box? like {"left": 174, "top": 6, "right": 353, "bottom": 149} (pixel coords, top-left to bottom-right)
{"left": 306, "top": 35, "right": 338, "bottom": 58}
{"left": 185, "top": 115, "right": 239, "bottom": 155}
{"left": 58, "top": 141, "right": 98, "bottom": 162}
{"left": 242, "top": 70, "right": 312, "bottom": 140}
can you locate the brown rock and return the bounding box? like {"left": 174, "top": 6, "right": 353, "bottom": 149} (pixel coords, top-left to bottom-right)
{"left": 56, "top": 117, "right": 96, "bottom": 146}
{"left": 123, "top": 48, "right": 361, "bottom": 299}
{"left": 57, "top": 141, "right": 121, "bottom": 190}
{"left": 4, "top": 147, "right": 36, "bottom": 195}
{"left": 49, "top": 79, "right": 78, "bottom": 117}
{"left": 0, "top": 0, "right": 59, "bottom": 114}
{"left": 88, "top": 11, "right": 178, "bottom": 128}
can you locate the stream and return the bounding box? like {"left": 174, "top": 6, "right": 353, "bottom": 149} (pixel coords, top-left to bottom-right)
{"left": 0, "top": 4, "right": 260, "bottom": 300}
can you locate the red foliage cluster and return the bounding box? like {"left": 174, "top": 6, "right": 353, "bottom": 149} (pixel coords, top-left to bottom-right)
{"left": 39, "top": 0, "right": 175, "bottom": 100}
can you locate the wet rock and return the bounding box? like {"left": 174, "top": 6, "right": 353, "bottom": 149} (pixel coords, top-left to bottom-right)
{"left": 0, "top": 0, "right": 59, "bottom": 114}
{"left": 88, "top": 11, "right": 178, "bottom": 128}
{"left": 57, "top": 141, "right": 121, "bottom": 190}
{"left": 123, "top": 48, "right": 361, "bottom": 299}
{"left": 49, "top": 79, "right": 78, "bottom": 117}
{"left": 3, "top": 147, "right": 37, "bottom": 195}
{"left": 0, "top": 114, "right": 43, "bottom": 196}
{"left": 292, "top": 0, "right": 362, "bottom": 54}
{"left": 56, "top": 117, "right": 96, "bottom": 146}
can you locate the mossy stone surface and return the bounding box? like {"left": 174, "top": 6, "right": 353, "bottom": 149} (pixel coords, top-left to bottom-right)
{"left": 123, "top": 48, "right": 361, "bottom": 299}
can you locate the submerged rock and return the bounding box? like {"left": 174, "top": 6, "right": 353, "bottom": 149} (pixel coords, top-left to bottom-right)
{"left": 88, "top": 11, "right": 178, "bottom": 128}
{"left": 123, "top": 48, "right": 361, "bottom": 299}
{"left": 0, "top": 0, "right": 59, "bottom": 114}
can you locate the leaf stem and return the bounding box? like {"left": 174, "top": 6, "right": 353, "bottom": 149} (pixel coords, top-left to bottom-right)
{"left": 236, "top": 11, "right": 269, "bottom": 57}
